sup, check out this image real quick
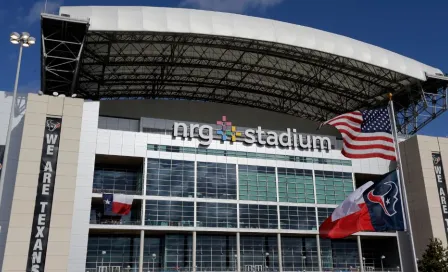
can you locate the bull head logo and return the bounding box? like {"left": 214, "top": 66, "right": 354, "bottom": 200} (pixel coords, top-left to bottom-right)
{"left": 367, "top": 181, "right": 399, "bottom": 217}
{"left": 46, "top": 119, "right": 61, "bottom": 132}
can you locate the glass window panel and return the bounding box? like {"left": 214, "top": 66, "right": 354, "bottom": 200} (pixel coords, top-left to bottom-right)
{"left": 317, "top": 207, "right": 335, "bottom": 225}
{"left": 196, "top": 235, "right": 237, "bottom": 271}
{"left": 93, "top": 168, "right": 142, "bottom": 195}
{"left": 145, "top": 200, "right": 194, "bottom": 226}
{"left": 164, "top": 235, "right": 193, "bottom": 270}
{"left": 239, "top": 204, "right": 277, "bottom": 229}
{"left": 196, "top": 202, "right": 237, "bottom": 228}
{"left": 197, "top": 162, "right": 237, "bottom": 200}
{"left": 279, "top": 206, "right": 316, "bottom": 230}
{"left": 315, "top": 171, "right": 353, "bottom": 204}
{"left": 240, "top": 236, "right": 279, "bottom": 271}
{"left": 320, "top": 239, "right": 359, "bottom": 270}
{"left": 282, "top": 236, "right": 319, "bottom": 271}
{"left": 277, "top": 167, "right": 314, "bottom": 204}
{"left": 239, "top": 165, "right": 276, "bottom": 201}
{"left": 86, "top": 235, "right": 140, "bottom": 270}
{"left": 147, "top": 144, "right": 350, "bottom": 166}
{"left": 146, "top": 159, "right": 194, "bottom": 198}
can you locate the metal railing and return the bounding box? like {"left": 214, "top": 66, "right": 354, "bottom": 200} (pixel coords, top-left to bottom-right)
{"left": 89, "top": 219, "right": 142, "bottom": 225}
{"left": 85, "top": 268, "right": 403, "bottom": 272}
{"left": 85, "top": 264, "right": 402, "bottom": 272}
{"left": 92, "top": 187, "right": 142, "bottom": 196}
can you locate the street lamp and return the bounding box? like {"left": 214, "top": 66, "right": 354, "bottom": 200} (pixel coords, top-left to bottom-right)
{"left": 152, "top": 253, "right": 157, "bottom": 272}
{"left": 234, "top": 254, "right": 238, "bottom": 271}
{"left": 381, "top": 255, "right": 386, "bottom": 271}
{"left": 0, "top": 32, "right": 35, "bottom": 220}
{"left": 265, "top": 252, "right": 269, "bottom": 271}
{"left": 301, "top": 256, "right": 306, "bottom": 272}
{"left": 362, "top": 257, "right": 366, "bottom": 271}
{"left": 101, "top": 250, "right": 107, "bottom": 267}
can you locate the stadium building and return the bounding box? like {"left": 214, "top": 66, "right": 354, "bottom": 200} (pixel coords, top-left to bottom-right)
{"left": 0, "top": 6, "right": 447, "bottom": 272}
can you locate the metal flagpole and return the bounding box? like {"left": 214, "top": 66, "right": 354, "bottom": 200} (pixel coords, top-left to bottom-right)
{"left": 388, "top": 93, "right": 419, "bottom": 272}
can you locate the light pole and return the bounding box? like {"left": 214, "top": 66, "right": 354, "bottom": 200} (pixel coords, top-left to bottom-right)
{"left": 380, "top": 255, "right": 385, "bottom": 271}
{"left": 234, "top": 254, "right": 237, "bottom": 272}
{"left": 265, "top": 252, "right": 269, "bottom": 271}
{"left": 0, "top": 32, "right": 35, "bottom": 222}
{"left": 301, "top": 256, "right": 306, "bottom": 272}
{"left": 101, "top": 250, "right": 106, "bottom": 268}
{"left": 152, "top": 253, "right": 157, "bottom": 272}
{"left": 362, "top": 257, "right": 366, "bottom": 271}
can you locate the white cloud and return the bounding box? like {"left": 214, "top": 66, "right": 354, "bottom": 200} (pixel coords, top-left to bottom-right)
{"left": 180, "top": 0, "right": 284, "bottom": 13}
{"left": 25, "top": 0, "right": 62, "bottom": 25}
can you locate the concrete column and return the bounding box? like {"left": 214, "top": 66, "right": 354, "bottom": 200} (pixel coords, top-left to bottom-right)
{"left": 236, "top": 164, "right": 240, "bottom": 228}
{"left": 193, "top": 162, "right": 197, "bottom": 272}
{"left": 277, "top": 233, "right": 283, "bottom": 272}
{"left": 275, "top": 167, "right": 280, "bottom": 230}
{"left": 192, "top": 231, "right": 196, "bottom": 272}
{"left": 316, "top": 235, "right": 322, "bottom": 272}
{"left": 312, "top": 169, "right": 322, "bottom": 271}
{"left": 194, "top": 161, "right": 197, "bottom": 228}
{"left": 142, "top": 157, "right": 147, "bottom": 226}
{"left": 357, "top": 236, "right": 365, "bottom": 272}
{"left": 237, "top": 232, "right": 241, "bottom": 272}
{"left": 140, "top": 230, "right": 144, "bottom": 272}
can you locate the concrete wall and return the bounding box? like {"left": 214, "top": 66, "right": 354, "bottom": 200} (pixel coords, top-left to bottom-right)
{"left": 400, "top": 135, "right": 448, "bottom": 258}
{"left": 0, "top": 91, "right": 27, "bottom": 271}
{"left": 2, "top": 94, "right": 84, "bottom": 272}
{"left": 68, "top": 101, "right": 99, "bottom": 272}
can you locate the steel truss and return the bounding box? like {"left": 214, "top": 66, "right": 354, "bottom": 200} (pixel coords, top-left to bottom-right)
{"left": 40, "top": 20, "right": 447, "bottom": 134}
{"left": 395, "top": 81, "right": 447, "bottom": 135}
{"left": 41, "top": 14, "right": 89, "bottom": 96}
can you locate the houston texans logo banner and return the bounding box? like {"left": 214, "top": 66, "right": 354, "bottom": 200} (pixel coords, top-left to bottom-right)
{"left": 319, "top": 170, "right": 404, "bottom": 239}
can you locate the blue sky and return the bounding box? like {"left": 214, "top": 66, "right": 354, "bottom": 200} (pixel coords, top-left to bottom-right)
{"left": 0, "top": 0, "right": 446, "bottom": 136}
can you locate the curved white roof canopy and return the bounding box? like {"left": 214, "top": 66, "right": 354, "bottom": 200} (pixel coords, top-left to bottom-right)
{"left": 60, "top": 6, "right": 442, "bottom": 81}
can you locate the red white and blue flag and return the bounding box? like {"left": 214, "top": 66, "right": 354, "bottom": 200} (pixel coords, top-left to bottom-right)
{"left": 322, "top": 108, "right": 396, "bottom": 161}
{"left": 319, "top": 170, "right": 404, "bottom": 239}
{"left": 102, "top": 194, "right": 134, "bottom": 215}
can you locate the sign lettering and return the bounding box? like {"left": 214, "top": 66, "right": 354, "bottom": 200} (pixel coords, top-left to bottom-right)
{"left": 26, "top": 117, "right": 62, "bottom": 272}
{"left": 173, "top": 118, "right": 331, "bottom": 151}
{"left": 432, "top": 152, "right": 448, "bottom": 238}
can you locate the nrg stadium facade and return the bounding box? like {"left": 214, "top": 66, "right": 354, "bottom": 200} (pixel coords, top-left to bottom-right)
{"left": 0, "top": 6, "right": 448, "bottom": 272}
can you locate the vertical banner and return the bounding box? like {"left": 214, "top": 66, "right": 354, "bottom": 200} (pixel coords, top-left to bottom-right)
{"left": 26, "top": 117, "right": 62, "bottom": 272}
{"left": 432, "top": 152, "right": 448, "bottom": 239}
{"left": 0, "top": 144, "right": 5, "bottom": 177}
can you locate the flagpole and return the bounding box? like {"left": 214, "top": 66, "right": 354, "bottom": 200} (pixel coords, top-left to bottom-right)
{"left": 388, "top": 93, "right": 419, "bottom": 272}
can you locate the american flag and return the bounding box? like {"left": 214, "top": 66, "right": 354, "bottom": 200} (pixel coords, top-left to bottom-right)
{"left": 323, "top": 108, "right": 396, "bottom": 161}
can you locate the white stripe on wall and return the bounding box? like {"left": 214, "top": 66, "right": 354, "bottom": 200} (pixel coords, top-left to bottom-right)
{"left": 68, "top": 101, "right": 100, "bottom": 272}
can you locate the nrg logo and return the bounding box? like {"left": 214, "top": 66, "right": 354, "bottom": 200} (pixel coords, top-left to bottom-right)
{"left": 216, "top": 116, "right": 242, "bottom": 142}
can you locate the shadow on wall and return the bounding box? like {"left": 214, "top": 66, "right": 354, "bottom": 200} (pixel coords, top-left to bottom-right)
{"left": 1, "top": 91, "right": 27, "bottom": 117}
{"left": 0, "top": 92, "right": 27, "bottom": 271}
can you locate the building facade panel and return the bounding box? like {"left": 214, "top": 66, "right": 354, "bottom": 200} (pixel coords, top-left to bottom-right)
{"left": 400, "top": 135, "right": 448, "bottom": 259}
{"left": 3, "top": 95, "right": 447, "bottom": 271}
{"left": 2, "top": 95, "right": 86, "bottom": 272}
{"left": 68, "top": 101, "right": 99, "bottom": 272}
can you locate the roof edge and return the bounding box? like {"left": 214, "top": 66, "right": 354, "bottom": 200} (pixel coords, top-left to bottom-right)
{"left": 58, "top": 5, "right": 443, "bottom": 81}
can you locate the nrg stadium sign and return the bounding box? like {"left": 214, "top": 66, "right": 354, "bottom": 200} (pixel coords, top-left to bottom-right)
{"left": 173, "top": 116, "right": 331, "bottom": 151}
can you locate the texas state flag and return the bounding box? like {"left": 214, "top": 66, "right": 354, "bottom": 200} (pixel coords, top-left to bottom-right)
{"left": 319, "top": 170, "right": 404, "bottom": 239}
{"left": 102, "top": 194, "right": 134, "bottom": 215}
